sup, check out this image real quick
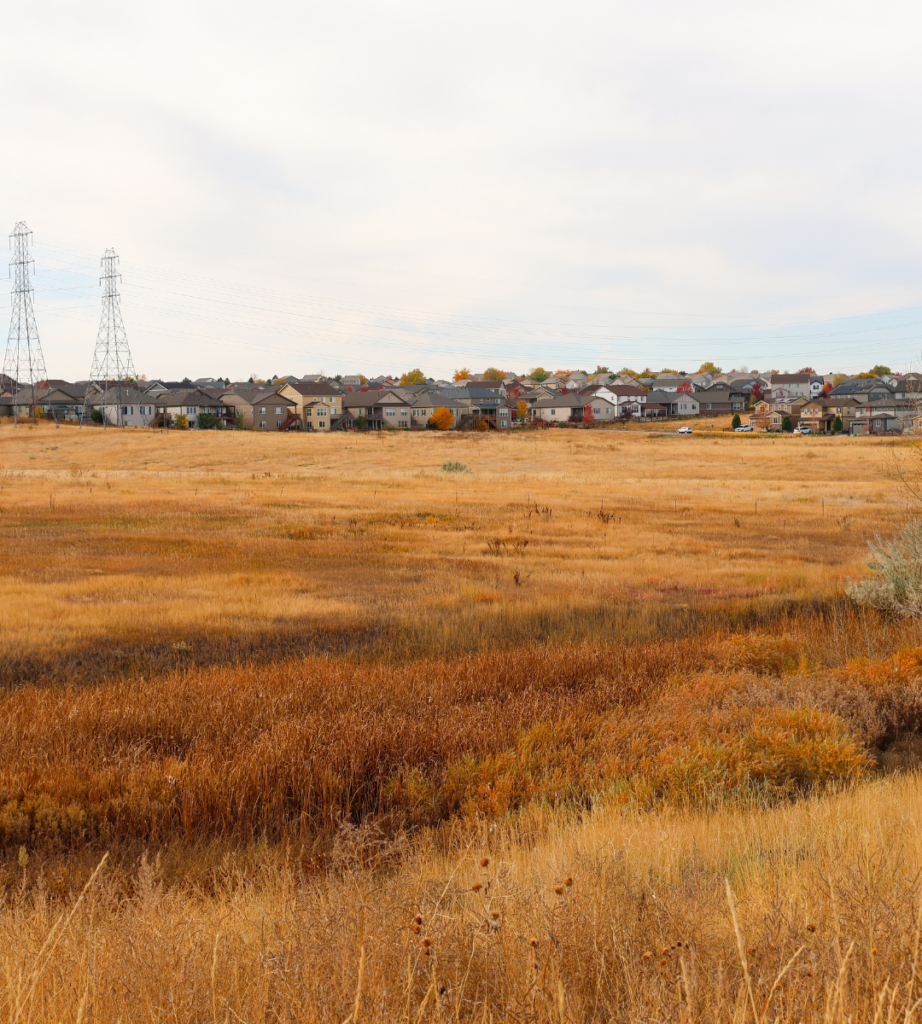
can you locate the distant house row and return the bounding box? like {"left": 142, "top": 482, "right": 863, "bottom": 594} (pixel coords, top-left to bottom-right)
{"left": 1, "top": 370, "right": 919, "bottom": 435}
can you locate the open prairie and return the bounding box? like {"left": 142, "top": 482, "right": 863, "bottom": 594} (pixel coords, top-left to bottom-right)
{"left": 2, "top": 420, "right": 922, "bottom": 1022}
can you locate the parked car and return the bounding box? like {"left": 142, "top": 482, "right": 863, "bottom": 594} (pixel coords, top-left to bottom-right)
{"left": 793, "top": 426, "right": 812, "bottom": 435}
{"left": 734, "top": 425, "right": 753, "bottom": 432}
{"left": 676, "top": 426, "right": 693, "bottom": 435}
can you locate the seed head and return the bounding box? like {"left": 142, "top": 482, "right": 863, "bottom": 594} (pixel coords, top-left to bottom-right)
{"left": 661, "top": 947, "right": 668, "bottom": 955}
{"left": 794, "top": 945, "right": 801, "bottom": 952}
{"left": 480, "top": 857, "right": 490, "bottom": 868}
{"left": 554, "top": 885, "right": 564, "bottom": 895}
{"left": 490, "top": 911, "right": 500, "bottom": 920}
{"left": 806, "top": 924, "right": 816, "bottom": 933}
{"left": 748, "top": 947, "right": 755, "bottom": 956}
{"left": 642, "top": 952, "right": 652, "bottom": 961}
{"left": 872, "top": 948, "right": 878, "bottom": 954}
{"left": 422, "top": 938, "right": 432, "bottom": 948}
{"left": 659, "top": 959, "right": 667, "bottom": 966}
{"left": 413, "top": 924, "right": 421, "bottom": 933}
{"left": 472, "top": 882, "right": 482, "bottom": 892}
{"left": 530, "top": 939, "right": 539, "bottom": 948}
{"left": 414, "top": 915, "right": 423, "bottom": 925}
{"left": 563, "top": 877, "right": 573, "bottom": 887}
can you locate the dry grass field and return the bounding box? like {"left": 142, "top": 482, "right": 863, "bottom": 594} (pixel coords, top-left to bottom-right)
{"left": 2, "top": 419, "right": 922, "bottom": 1021}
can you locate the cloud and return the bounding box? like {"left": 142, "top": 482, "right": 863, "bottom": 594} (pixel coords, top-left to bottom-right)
{"left": 2, "top": 0, "right": 922, "bottom": 379}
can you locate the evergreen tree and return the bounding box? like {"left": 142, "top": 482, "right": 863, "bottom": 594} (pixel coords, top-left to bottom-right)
{"left": 781, "top": 415, "right": 792, "bottom": 432}
{"left": 731, "top": 413, "right": 741, "bottom": 428}
{"left": 832, "top": 415, "right": 843, "bottom": 433}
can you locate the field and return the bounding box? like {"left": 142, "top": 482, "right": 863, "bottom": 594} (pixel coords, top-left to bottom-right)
{"left": 1, "top": 419, "right": 922, "bottom": 1021}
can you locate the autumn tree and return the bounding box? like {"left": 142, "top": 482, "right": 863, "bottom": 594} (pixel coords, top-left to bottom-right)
{"left": 870, "top": 365, "right": 892, "bottom": 377}
{"left": 516, "top": 400, "right": 528, "bottom": 421}
{"left": 698, "top": 361, "right": 722, "bottom": 375}
{"left": 429, "top": 407, "right": 454, "bottom": 430}
{"left": 400, "top": 368, "right": 427, "bottom": 385}
{"left": 174, "top": 414, "right": 189, "bottom": 430}
{"left": 482, "top": 367, "right": 505, "bottom": 381}
{"left": 453, "top": 368, "right": 472, "bottom": 382}
{"left": 530, "top": 367, "right": 549, "bottom": 382}
{"left": 583, "top": 404, "right": 595, "bottom": 424}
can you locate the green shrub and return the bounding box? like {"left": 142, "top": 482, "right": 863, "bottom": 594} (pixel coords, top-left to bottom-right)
{"left": 731, "top": 413, "right": 741, "bottom": 428}
{"left": 90, "top": 408, "right": 104, "bottom": 424}
{"left": 197, "top": 414, "right": 224, "bottom": 430}
{"left": 832, "top": 415, "right": 843, "bottom": 433}
{"left": 781, "top": 415, "right": 792, "bottom": 432}
{"left": 848, "top": 520, "right": 922, "bottom": 616}
{"left": 442, "top": 461, "right": 469, "bottom": 473}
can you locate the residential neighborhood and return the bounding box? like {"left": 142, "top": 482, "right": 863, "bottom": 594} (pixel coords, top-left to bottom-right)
{"left": 0, "top": 366, "right": 918, "bottom": 435}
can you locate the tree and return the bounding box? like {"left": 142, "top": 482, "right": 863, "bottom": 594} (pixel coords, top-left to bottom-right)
{"left": 174, "top": 413, "right": 189, "bottom": 430}
{"left": 822, "top": 382, "right": 833, "bottom": 396}
{"left": 473, "top": 418, "right": 489, "bottom": 431}
{"left": 197, "top": 413, "right": 224, "bottom": 430}
{"left": 833, "top": 373, "right": 849, "bottom": 387}
{"left": 583, "top": 404, "right": 595, "bottom": 424}
{"left": 781, "top": 415, "right": 792, "bottom": 432}
{"left": 731, "top": 413, "right": 741, "bottom": 428}
{"left": 595, "top": 365, "right": 610, "bottom": 374}
{"left": 698, "top": 362, "right": 722, "bottom": 375}
{"left": 453, "top": 368, "right": 472, "bottom": 382}
{"left": 677, "top": 380, "right": 693, "bottom": 394}
{"left": 181, "top": 376, "right": 192, "bottom": 384}
{"left": 400, "top": 368, "right": 427, "bottom": 385}
{"left": 516, "top": 400, "right": 528, "bottom": 422}
{"left": 751, "top": 381, "right": 764, "bottom": 401}
{"left": 482, "top": 367, "right": 505, "bottom": 381}
{"left": 355, "top": 415, "right": 367, "bottom": 430}
{"left": 832, "top": 415, "right": 843, "bottom": 433}
{"left": 798, "top": 366, "right": 816, "bottom": 374}
{"left": 429, "top": 407, "right": 454, "bottom": 430}
{"left": 90, "top": 408, "right": 104, "bottom": 424}
{"left": 529, "top": 367, "right": 549, "bottom": 382}
{"left": 870, "top": 365, "right": 892, "bottom": 377}
{"left": 660, "top": 367, "right": 678, "bottom": 375}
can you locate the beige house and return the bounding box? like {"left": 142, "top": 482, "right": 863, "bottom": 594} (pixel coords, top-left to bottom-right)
{"left": 278, "top": 381, "right": 342, "bottom": 429}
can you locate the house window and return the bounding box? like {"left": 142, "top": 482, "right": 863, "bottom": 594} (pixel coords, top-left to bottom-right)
{"left": 318, "top": 408, "right": 327, "bottom": 416}
{"left": 259, "top": 407, "right": 266, "bottom": 415}
{"left": 259, "top": 421, "right": 266, "bottom": 429}
{"left": 306, "top": 408, "right": 312, "bottom": 416}
{"left": 274, "top": 407, "right": 282, "bottom": 415}
{"left": 551, "top": 409, "right": 557, "bottom": 417}
{"left": 386, "top": 409, "right": 395, "bottom": 416}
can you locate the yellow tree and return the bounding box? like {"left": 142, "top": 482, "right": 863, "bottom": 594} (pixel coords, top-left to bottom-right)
{"left": 698, "top": 361, "right": 722, "bottom": 375}
{"left": 516, "top": 400, "right": 528, "bottom": 421}
{"left": 429, "top": 407, "right": 454, "bottom": 430}
{"left": 400, "top": 368, "right": 427, "bottom": 385}
{"left": 482, "top": 367, "right": 505, "bottom": 381}
{"left": 453, "top": 368, "right": 472, "bottom": 382}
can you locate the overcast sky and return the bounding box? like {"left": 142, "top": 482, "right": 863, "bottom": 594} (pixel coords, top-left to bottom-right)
{"left": 3, "top": 0, "right": 922, "bottom": 381}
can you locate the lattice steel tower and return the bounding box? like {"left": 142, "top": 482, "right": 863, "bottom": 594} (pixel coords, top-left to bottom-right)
{"left": 90, "top": 248, "right": 135, "bottom": 383}
{"left": 2, "top": 222, "right": 47, "bottom": 412}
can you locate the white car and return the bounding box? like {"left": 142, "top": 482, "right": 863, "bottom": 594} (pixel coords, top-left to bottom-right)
{"left": 734, "top": 425, "right": 753, "bottom": 432}
{"left": 793, "top": 426, "right": 812, "bottom": 435}
{"left": 676, "top": 426, "right": 693, "bottom": 435}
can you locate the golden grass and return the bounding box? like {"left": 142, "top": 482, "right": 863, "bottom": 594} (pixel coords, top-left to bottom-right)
{"left": 6, "top": 773, "right": 922, "bottom": 1021}
{"left": 1, "top": 420, "right": 920, "bottom": 1020}
{"left": 0, "top": 420, "right": 905, "bottom": 675}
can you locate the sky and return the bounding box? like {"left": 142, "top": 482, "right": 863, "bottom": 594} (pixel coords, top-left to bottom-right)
{"left": 3, "top": 0, "right": 922, "bottom": 382}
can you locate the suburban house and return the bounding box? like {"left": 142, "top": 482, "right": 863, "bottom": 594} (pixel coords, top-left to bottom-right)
{"left": 581, "top": 384, "right": 647, "bottom": 417}
{"left": 798, "top": 397, "right": 863, "bottom": 433}
{"left": 342, "top": 389, "right": 416, "bottom": 429}
{"left": 750, "top": 396, "right": 809, "bottom": 430}
{"left": 530, "top": 393, "right": 587, "bottom": 423}
{"left": 697, "top": 384, "right": 749, "bottom": 415}
{"left": 850, "top": 399, "right": 916, "bottom": 436}
{"left": 277, "top": 380, "right": 343, "bottom": 429}
{"left": 830, "top": 379, "right": 897, "bottom": 403}
{"left": 92, "top": 386, "right": 157, "bottom": 427}
{"left": 153, "top": 387, "right": 234, "bottom": 429}
{"left": 768, "top": 374, "right": 823, "bottom": 400}
{"left": 219, "top": 388, "right": 297, "bottom": 430}
{"left": 582, "top": 395, "right": 620, "bottom": 422}
{"left": 643, "top": 390, "right": 700, "bottom": 417}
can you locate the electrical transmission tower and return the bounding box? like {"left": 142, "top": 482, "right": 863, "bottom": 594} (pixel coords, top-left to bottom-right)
{"left": 89, "top": 249, "right": 135, "bottom": 427}
{"left": 2, "top": 222, "right": 47, "bottom": 421}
